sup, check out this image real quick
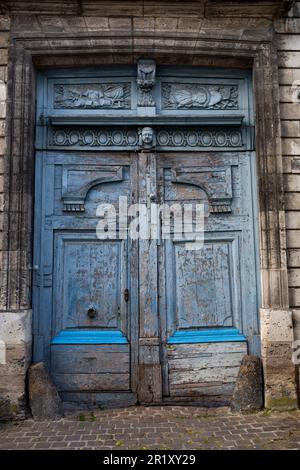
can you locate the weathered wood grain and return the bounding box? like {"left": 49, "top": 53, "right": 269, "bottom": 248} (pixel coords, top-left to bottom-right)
{"left": 169, "top": 367, "right": 241, "bottom": 385}
{"left": 167, "top": 342, "right": 247, "bottom": 400}
{"left": 51, "top": 345, "right": 130, "bottom": 374}
{"left": 169, "top": 382, "right": 235, "bottom": 398}
{"left": 52, "top": 373, "right": 130, "bottom": 391}
{"left": 168, "top": 353, "right": 247, "bottom": 371}
{"left": 61, "top": 391, "right": 137, "bottom": 408}
{"left": 167, "top": 342, "right": 247, "bottom": 358}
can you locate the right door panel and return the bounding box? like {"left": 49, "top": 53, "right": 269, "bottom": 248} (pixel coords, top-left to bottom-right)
{"left": 157, "top": 151, "right": 259, "bottom": 404}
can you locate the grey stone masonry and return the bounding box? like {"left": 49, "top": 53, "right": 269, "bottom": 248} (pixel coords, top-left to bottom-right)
{"left": 0, "top": 0, "right": 299, "bottom": 418}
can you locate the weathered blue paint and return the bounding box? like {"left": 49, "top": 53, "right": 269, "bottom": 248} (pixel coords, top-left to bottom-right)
{"left": 51, "top": 329, "right": 128, "bottom": 344}
{"left": 33, "top": 64, "right": 259, "bottom": 404}
{"left": 168, "top": 328, "right": 247, "bottom": 344}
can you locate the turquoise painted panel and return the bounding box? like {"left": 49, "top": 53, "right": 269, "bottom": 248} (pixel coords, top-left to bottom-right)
{"left": 51, "top": 329, "right": 128, "bottom": 345}
{"left": 168, "top": 328, "right": 246, "bottom": 344}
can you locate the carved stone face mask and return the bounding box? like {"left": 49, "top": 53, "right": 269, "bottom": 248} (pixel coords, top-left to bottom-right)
{"left": 141, "top": 127, "right": 154, "bottom": 144}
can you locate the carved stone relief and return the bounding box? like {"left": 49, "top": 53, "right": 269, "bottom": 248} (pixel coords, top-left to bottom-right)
{"left": 138, "top": 126, "right": 156, "bottom": 150}
{"left": 156, "top": 128, "right": 242, "bottom": 148}
{"left": 50, "top": 127, "right": 243, "bottom": 150}
{"left": 162, "top": 83, "right": 239, "bottom": 110}
{"left": 137, "top": 59, "right": 156, "bottom": 109}
{"left": 51, "top": 128, "right": 139, "bottom": 147}
{"left": 54, "top": 83, "right": 131, "bottom": 109}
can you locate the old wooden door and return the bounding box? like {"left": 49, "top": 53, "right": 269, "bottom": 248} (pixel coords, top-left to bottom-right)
{"left": 157, "top": 150, "right": 259, "bottom": 404}
{"left": 33, "top": 63, "right": 259, "bottom": 407}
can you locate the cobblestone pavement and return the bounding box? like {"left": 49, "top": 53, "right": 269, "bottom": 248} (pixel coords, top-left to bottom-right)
{"left": 0, "top": 406, "right": 299, "bottom": 450}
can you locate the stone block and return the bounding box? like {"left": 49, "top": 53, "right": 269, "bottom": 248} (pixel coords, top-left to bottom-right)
{"left": 260, "top": 308, "right": 298, "bottom": 410}
{"left": 0, "top": 16, "right": 10, "bottom": 32}
{"left": 260, "top": 309, "right": 294, "bottom": 353}
{"left": 0, "top": 136, "right": 6, "bottom": 154}
{"left": 28, "top": 362, "right": 63, "bottom": 420}
{"left": 0, "top": 50, "right": 8, "bottom": 66}
{"left": 0, "top": 310, "right": 32, "bottom": 344}
{"left": 0, "top": 342, "right": 31, "bottom": 376}
{"left": 231, "top": 356, "right": 263, "bottom": 413}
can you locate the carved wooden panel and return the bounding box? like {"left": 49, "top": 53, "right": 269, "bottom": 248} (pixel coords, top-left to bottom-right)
{"left": 49, "top": 127, "right": 243, "bottom": 151}
{"left": 169, "top": 238, "right": 238, "bottom": 329}
{"left": 162, "top": 83, "right": 239, "bottom": 110}
{"left": 61, "top": 165, "right": 124, "bottom": 212}
{"left": 54, "top": 82, "right": 131, "bottom": 109}
{"left": 51, "top": 128, "right": 139, "bottom": 148}
{"left": 167, "top": 166, "right": 233, "bottom": 213}
{"left": 54, "top": 233, "right": 126, "bottom": 330}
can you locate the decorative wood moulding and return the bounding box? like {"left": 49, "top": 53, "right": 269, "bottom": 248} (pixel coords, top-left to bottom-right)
{"left": 48, "top": 115, "right": 245, "bottom": 127}
{"left": 62, "top": 166, "right": 124, "bottom": 212}
{"left": 171, "top": 166, "right": 233, "bottom": 214}
{"left": 44, "top": 60, "right": 245, "bottom": 122}
{"left": 49, "top": 126, "right": 244, "bottom": 151}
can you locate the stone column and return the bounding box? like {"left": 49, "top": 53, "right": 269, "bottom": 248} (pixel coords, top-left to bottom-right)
{"left": 260, "top": 308, "right": 298, "bottom": 410}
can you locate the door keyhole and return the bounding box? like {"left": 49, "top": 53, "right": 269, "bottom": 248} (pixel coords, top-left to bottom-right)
{"left": 87, "top": 307, "right": 97, "bottom": 319}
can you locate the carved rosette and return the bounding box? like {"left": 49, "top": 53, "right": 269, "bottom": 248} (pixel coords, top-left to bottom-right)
{"left": 156, "top": 128, "right": 242, "bottom": 148}
{"left": 52, "top": 128, "right": 139, "bottom": 147}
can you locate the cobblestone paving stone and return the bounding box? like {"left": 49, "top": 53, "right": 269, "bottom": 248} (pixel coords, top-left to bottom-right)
{"left": 0, "top": 406, "right": 299, "bottom": 450}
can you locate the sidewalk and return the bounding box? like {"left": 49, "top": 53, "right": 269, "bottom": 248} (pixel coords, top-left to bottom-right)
{"left": 0, "top": 406, "right": 299, "bottom": 450}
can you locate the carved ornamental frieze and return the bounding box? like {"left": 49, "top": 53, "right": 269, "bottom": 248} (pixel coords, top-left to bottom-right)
{"left": 54, "top": 83, "right": 131, "bottom": 109}
{"left": 50, "top": 127, "right": 243, "bottom": 151}
{"left": 47, "top": 58, "right": 244, "bottom": 152}
{"left": 161, "top": 83, "right": 239, "bottom": 110}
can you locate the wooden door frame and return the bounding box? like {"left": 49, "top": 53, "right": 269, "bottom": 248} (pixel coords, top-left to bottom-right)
{"left": 1, "top": 25, "right": 295, "bottom": 405}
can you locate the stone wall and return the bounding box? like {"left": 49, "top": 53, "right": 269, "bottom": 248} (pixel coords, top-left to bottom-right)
{"left": 275, "top": 2, "right": 300, "bottom": 390}
{"left": 0, "top": 11, "right": 32, "bottom": 421}
{"left": 0, "top": 1, "right": 298, "bottom": 418}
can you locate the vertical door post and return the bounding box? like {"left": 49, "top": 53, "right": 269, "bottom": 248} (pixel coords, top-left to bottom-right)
{"left": 137, "top": 152, "right": 162, "bottom": 403}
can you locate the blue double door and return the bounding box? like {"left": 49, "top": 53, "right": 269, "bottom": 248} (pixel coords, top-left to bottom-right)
{"left": 33, "top": 147, "right": 259, "bottom": 406}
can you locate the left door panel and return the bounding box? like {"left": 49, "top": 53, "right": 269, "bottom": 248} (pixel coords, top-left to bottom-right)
{"left": 33, "top": 151, "right": 138, "bottom": 406}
